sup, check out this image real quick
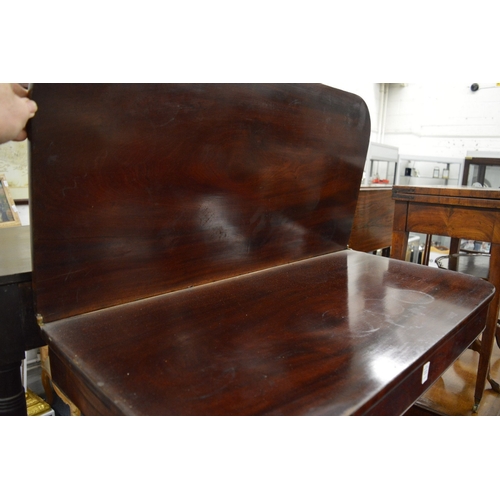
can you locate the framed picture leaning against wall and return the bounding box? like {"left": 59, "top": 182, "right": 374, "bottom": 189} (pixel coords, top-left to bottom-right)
{"left": 0, "top": 174, "right": 21, "bottom": 227}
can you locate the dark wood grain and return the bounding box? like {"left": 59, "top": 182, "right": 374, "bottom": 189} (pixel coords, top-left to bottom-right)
{"left": 29, "top": 84, "right": 370, "bottom": 324}
{"left": 43, "top": 250, "right": 493, "bottom": 415}
{"left": 28, "top": 85, "right": 494, "bottom": 415}
{"left": 349, "top": 187, "right": 394, "bottom": 252}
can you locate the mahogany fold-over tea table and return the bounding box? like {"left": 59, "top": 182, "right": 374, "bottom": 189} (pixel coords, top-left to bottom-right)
{"left": 28, "top": 84, "right": 494, "bottom": 415}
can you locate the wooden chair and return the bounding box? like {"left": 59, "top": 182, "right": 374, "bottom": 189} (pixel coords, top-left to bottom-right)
{"left": 28, "top": 84, "right": 494, "bottom": 415}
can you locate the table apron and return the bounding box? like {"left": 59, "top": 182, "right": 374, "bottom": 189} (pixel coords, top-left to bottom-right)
{"left": 359, "top": 305, "right": 490, "bottom": 415}
{"left": 405, "top": 203, "right": 500, "bottom": 243}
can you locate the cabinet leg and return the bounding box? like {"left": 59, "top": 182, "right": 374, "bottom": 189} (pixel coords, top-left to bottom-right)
{"left": 0, "top": 362, "right": 27, "bottom": 416}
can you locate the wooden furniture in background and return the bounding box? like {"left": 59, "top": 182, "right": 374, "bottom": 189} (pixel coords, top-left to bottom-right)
{"left": 28, "top": 84, "right": 494, "bottom": 415}
{"left": 391, "top": 185, "right": 500, "bottom": 412}
{"left": 462, "top": 156, "right": 500, "bottom": 186}
{"left": 349, "top": 186, "right": 394, "bottom": 254}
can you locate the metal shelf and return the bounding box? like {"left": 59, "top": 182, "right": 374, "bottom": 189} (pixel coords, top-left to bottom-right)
{"left": 395, "top": 154, "right": 464, "bottom": 187}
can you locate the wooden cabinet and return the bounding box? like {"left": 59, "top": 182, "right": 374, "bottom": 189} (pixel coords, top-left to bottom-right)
{"left": 462, "top": 153, "right": 500, "bottom": 187}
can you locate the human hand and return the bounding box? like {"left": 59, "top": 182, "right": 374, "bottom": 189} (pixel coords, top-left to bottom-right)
{"left": 0, "top": 83, "right": 38, "bottom": 144}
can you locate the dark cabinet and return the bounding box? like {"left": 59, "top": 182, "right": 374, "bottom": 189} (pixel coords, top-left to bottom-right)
{"left": 0, "top": 226, "right": 44, "bottom": 415}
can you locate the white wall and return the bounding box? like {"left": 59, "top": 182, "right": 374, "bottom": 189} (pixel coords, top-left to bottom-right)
{"left": 382, "top": 83, "right": 500, "bottom": 158}
{"left": 325, "top": 82, "right": 500, "bottom": 160}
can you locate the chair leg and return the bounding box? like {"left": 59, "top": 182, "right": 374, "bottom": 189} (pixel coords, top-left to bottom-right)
{"left": 39, "top": 345, "right": 81, "bottom": 416}
{"left": 474, "top": 244, "right": 500, "bottom": 412}
{"left": 39, "top": 346, "right": 54, "bottom": 405}
{"left": 52, "top": 383, "right": 81, "bottom": 416}
{"left": 473, "top": 312, "right": 500, "bottom": 411}
{"left": 469, "top": 338, "right": 500, "bottom": 402}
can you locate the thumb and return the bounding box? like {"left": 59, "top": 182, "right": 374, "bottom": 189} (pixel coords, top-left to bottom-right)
{"left": 26, "top": 98, "right": 38, "bottom": 117}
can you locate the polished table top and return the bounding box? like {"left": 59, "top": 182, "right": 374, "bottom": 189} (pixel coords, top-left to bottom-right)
{"left": 45, "top": 250, "right": 494, "bottom": 415}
